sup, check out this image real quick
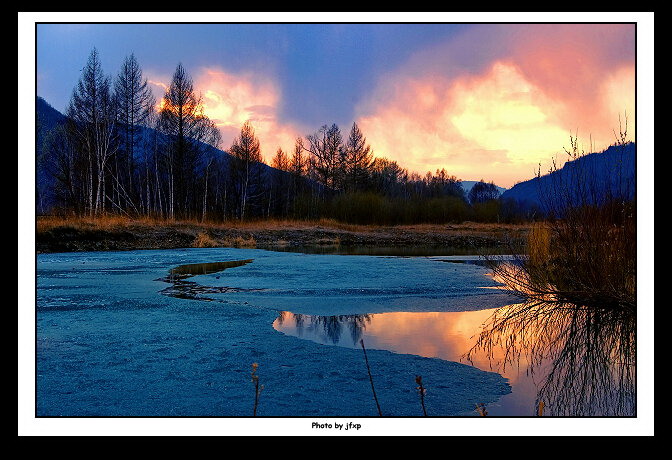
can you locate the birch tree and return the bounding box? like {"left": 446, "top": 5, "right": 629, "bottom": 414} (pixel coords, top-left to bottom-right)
{"left": 113, "top": 53, "right": 155, "bottom": 214}
{"left": 66, "top": 48, "right": 117, "bottom": 216}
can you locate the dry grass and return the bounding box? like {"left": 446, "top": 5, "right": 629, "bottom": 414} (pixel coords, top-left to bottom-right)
{"left": 396, "top": 221, "right": 531, "bottom": 235}
{"left": 193, "top": 232, "right": 218, "bottom": 248}
{"left": 223, "top": 236, "right": 257, "bottom": 248}
{"left": 527, "top": 222, "right": 551, "bottom": 267}
{"left": 193, "top": 232, "right": 257, "bottom": 249}
{"left": 37, "top": 214, "right": 210, "bottom": 232}
{"left": 213, "top": 217, "right": 372, "bottom": 233}
{"left": 38, "top": 214, "right": 531, "bottom": 236}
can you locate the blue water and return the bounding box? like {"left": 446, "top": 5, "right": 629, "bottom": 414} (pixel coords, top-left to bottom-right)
{"left": 36, "top": 248, "right": 517, "bottom": 417}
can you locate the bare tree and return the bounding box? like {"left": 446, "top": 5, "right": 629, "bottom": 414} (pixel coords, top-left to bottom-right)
{"left": 229, "top": 120, "right": 263, "bottom": 220}
{"left": 113, "top": 53, "right": 155, "bottom": 214}
{"left": 156, "top": 63, "right": 220, "bottom": 220}
{"left": 468, "top": 180, "right": 500, "bottom": 204}
{"left": 304, "top": 123, "right": 344, "bottom": 191}
{"left": 290, "top": 137, "right": 307, "bottom": 178}
{"left": 343, "top": 122, "right": 373, "bottom": 192}
{"left": 66, "top": 48, "right": 117, "bottom": 216}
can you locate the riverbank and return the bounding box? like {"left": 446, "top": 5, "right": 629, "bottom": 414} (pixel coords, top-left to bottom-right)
{"left": 36, "top": 216, "right": 530, "bottom": 254}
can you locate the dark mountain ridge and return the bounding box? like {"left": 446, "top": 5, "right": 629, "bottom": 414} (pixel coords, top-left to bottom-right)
{"left": 35, "top": 96, "right": 293, "bottom": 214}
{"left": 501, "top": 142, "right": 636, "bottom": 215}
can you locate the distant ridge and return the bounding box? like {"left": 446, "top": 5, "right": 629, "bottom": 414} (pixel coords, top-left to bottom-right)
{"left": 500, "top": 142, "right": 636, "bottom": 213}
{"left": 460, "top": 180, "right": 507, "bottom": 197}
{"left": 35, "top": 96, "right": 295, "bottom": 214}
{"left": 36, "top": 97, "right": 69, "bottom": 213}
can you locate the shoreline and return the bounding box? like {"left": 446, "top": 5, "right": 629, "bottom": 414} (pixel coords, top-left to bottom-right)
{"left": 36, "top": 217, "right": 530, "bottom": 254}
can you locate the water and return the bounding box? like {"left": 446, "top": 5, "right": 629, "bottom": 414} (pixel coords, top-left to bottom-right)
{"left": 35, "top": 247, "right": 633, "bottom": 416}
{"left": 272, "top": 309, "right": 547, "bottom": 416}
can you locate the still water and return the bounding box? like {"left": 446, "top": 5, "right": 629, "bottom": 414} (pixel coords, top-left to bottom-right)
{"left": 36, "top": 248, "right": 635, "bottom": 416}
{"left": 273, "top": 308, "right": 546, "bottom": 416}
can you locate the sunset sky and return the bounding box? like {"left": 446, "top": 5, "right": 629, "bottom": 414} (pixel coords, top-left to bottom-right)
{"left": 36, "top": 22, "right": 636, "bottom": 188}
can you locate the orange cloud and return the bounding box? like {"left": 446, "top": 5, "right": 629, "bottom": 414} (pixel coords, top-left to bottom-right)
{"left": 149, "top": 68, "right": 305, "bottom": 161}
{"left": 193, "top": 68, "right": 305, "bottom": 161}
{"left": 355, "top": 24, "right": 635, "bottom": 188}
{"left": 507, "top": 24, "right": 636, "bottom": 150}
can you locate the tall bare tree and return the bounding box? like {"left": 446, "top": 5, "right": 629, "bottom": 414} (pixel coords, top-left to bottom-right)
{"left": 305, "top": 123, "right": 343, "bottom": 191}
{"left": 113, "top": 53, "right": 155, "bottom": 214}
{"left": 343, "top": 122, "right": 373, "bottom": 192}
{"left": 229, "top": 120, "right": 263, "bottom": 220}
{"left": 66, "top": 48, "right": 117, "bottom": 216}
{"left": 157, "top": 63, "right": 220, "bottom": 219}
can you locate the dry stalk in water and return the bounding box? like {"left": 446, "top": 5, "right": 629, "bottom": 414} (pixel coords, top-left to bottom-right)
{"left": 251, "top": 362, "right": 263, "bottom": 416}
{"left": 475, "top": 403, "right": 488, "bottom": 416}
{"left": 415, "top": 375, "right": 427, "bottom": 416}
{"left": 360, "top": 339, "right": 382, "bottom": 416}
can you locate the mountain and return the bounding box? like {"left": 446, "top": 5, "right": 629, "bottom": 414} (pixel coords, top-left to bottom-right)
{"left": 35, "top": 96, "right": 297, "bottom": 214}
{"left": 500, "top": 142, "right": 636, "bottom": 214}
{"left": 36, "top": 97, "right": 67, "bottom": 143}
{"left": 460, "top": 180, "right": 507, "bottom": 197}
{"left": 36, "top": 97, "right": 69, "bottom": 213}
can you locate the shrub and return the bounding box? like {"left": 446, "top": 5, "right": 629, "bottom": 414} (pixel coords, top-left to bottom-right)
{"left": 193, "top": 232, "right": 218, "bottom": 248}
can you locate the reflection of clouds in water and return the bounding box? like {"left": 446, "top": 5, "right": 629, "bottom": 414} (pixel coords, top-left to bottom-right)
{"left": 275, "top": 301, "right": 635, "bottom": 416}
{"left": 274, "top": 308, "right": 529, "bottom": 383}
{"left": 468, "top": 301, "right": 636, "bottom": 416}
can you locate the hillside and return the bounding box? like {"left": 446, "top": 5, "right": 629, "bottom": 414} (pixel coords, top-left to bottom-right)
{"left": 36, "top": 97, "right": 69, "bottom": 213}
{"left": 460, "top": 180, "right": 507, "bottom": 197}
{"left": 35, "top": 96, "right": 295, "bottom": 214}
{"left": 501, "top": 143, "right": 636, "bottom": 213}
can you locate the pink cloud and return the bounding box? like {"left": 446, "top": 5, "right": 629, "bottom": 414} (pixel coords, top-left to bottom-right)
{"left": 355, "top": 24, "right": 635, "bottom": 188}
{"left": 194, "top": 68, "right": 307, "bottom": 159}
{"left": 149, "top": 67, "right": 306, "bottom": 162}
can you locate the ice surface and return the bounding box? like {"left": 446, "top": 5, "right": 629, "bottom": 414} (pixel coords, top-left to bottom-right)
{"left": 36, "top": 248, "right": 515, "bottom": 416}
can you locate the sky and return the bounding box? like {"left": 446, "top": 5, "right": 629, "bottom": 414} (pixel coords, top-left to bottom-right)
{"left": 36, "top": 22, "right": 636, "bottom": 188}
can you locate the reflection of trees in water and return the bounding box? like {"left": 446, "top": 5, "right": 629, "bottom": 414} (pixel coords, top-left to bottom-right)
{"left": 276, "top": 311, "right": 372, "bottom": 345}
{"left": 467, "top": 298, "right": 636, "bottom": 416}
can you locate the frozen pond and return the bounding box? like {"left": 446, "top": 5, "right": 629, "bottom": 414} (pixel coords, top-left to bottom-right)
{"left": 37, "top": 248, "right": 530, "bottom": 416}
{"left": 273, "top": 309, "right": 546, "bottom": 416}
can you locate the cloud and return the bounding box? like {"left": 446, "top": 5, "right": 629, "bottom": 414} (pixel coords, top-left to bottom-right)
{"left": 150, "top": 67, "right": 306, "bottom": 160}
{"left": 148, "top": 79, "right": 168, "bottom": 92}
{"left": 192, "top": 67, "right": 308, "bottom": 158}
{"left": 355, "top": 24, "right": 635, "bottom": 187}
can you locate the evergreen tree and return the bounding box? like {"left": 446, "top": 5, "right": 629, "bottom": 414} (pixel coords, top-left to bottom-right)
{"left": 229, "top": 120, "right": 263, "bottom": 220}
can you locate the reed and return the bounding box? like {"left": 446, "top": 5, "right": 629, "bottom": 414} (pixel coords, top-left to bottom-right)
{"left": 487, "top": 135, "right": 636, "bottom": 313}
{"left": 250, "top": 362, "right": 263, "bottom": 416}
{"left": 473, "top": 134, "right": 636, "bottom": 416}
{"left": 360, "top": 339, "right": 382, "bottom": 416}
{"left": 415, "top": 375, "right": 427, "bottom": 416}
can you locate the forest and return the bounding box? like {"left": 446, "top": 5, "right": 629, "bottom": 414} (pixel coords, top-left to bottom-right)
{"left": 37, "top": 49, "right": 531, "bottom": 226}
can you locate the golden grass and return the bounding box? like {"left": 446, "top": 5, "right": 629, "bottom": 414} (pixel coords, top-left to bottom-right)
{"left": 193, "top": 232, "right": 218, "bottom": 248}
{"left": 527, "top": 222, "right": 551, "bottom": 267}
{"left": 37, "top": 214, "right": 532, "bottom": 236}
{"left": 36, "top": 215, "right": 368, "bottom": 232}
{"left": 224, "top": 236, "right": 257, "bottom": 248}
